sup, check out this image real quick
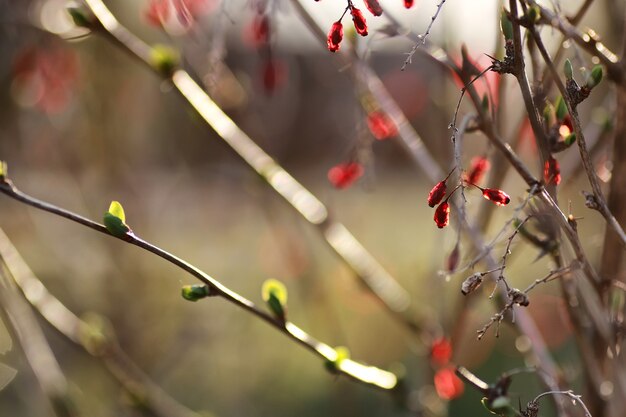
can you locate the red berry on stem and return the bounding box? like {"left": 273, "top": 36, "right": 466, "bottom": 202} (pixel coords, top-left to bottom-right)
{"left": 404, "top": 0, "right": 414, "bottom": 9}
{"left": 434, "top": 368, "right": 464, "bottom": 400}
{"left": 328, "top": 162, "right": 364, "bottom": 189}
{"left": 544, "top": 156, "right": 561, "bottom": 185}
{"left": 434, "top": 201, "right": 450, "bottom": 228}
{"left": 366, "top": 111, "right": 397, "bottom": 140}
{"left": 428, "top": 181, "right": 447, "bottom": 207}
{"left": 252, "top": 14, "right": 270, "bottom": 44}
{"left": 431, "top": 338, "right": 453, "bottom": 366}
{"left": 465, "top": 156, "right": 490, "bottom": 185}
{"left": 327, "top": 21, "right": 343, "bottom": 52}
{"left": 350, "top": 6, "right": 368, "bottom": 36}
{"left": 482, "top": 188, "right": 510, "bottom": 206}
{"left": 363, "top": 0, "right": 383, "bottom": 16}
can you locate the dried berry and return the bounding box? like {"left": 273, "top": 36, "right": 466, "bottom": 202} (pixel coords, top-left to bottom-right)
{"left": 328, "top": 162, "right": 364, "bottom": 189}
{"left": 363, "top": 0, "right": 383, "bottom": 16}
{"left": 327, "top": 21, "right": 343, "bottom": 52}
{"left": 482, "top": 188, "right": 510, "bottom": 206}
{"left": 461, "top": 273, "right": 483, "bottom": 295}
{"left": 434, "top": 201, "right": 450, "bottom": 228}
{"left": 350, "top": 6, "right": 368, "bottom": 36}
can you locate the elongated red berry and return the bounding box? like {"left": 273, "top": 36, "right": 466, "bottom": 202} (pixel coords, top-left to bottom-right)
{"left": 404, "top": 0, "right": 414, "bottom": 9}
{"left": 363, "top": 0, "right": 383, "bottom": 16}
{"left": 434, "top": 367, "right": 464, "bottom": 400}
{"left": 465, "top": 157, "right": 490, "bottom": 185}
{"left": 350, "top": 7, "right": 368, "bottom": 36}
{"left": 482, "top": 188, "right": 510, "bottom": 206}
{"left": 327, "top": 21, "right": 343, "bottom": 52}
{"left": 431, "top": 337, "right": 452, "bottom": 366}
{"left": 367, "top": 111, "right": 397, "bottom": 140}
{"left": 428, "top": 181, "right": 447, "bottom": 207}
{"left": 544, "top": 156, "right": 561, "bottom": 185}
{"left": 434, "top": 201, "right": 450, "bottom": 228}
{"left": 328, "top": 162, "right": 364, "bottom": 189}
{"left": 252, "top": 14, "right": 270, "bottom": 44}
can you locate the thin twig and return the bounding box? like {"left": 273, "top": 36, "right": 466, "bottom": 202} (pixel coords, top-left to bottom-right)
{"left": 401, "top": 0, "right": 447, "bottom": 70}
{"left": 78, "top": 0, "right": 416, "bottom": 332}
{"left": 0, "top": 179, "right": 398, "bottom": 391}
{"left": 0, "top": 228, "right": 206, "bottom": 417}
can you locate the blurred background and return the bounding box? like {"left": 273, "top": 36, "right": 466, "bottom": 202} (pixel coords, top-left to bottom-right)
{"left": 0, "top": 0, "right": 623, "bottom": 416}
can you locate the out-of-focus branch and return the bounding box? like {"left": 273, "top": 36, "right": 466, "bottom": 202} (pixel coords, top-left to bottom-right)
{"left": 0, "top": 179, "right": 398, "bottom": 391}
{"left": 527, "top": 0, "right": 622, "bottom": 83}
{"left": 0, "top": 228, "right": 206, "bottom": 417}
{"left": 75, "top": 0, "right": 417, "bottom": 334}
{"left": 0, "top": 258, "right": 78, "bottom": 417}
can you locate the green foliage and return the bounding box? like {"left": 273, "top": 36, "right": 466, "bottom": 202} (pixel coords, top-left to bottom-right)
{"left": 564, "top": 132, "right": 577, "bottom": 145}
{"left": 324, "top": 346, "right": 351, "bottom": 374}
{"left": 103, "top": 201, "right": 131, "bottom": 237}
{"left": 563, "top": 59, "right": 573, "bottom": 80}
{"left": 262, "top": 279, "right": 288, "bottom": 321}
{"left": 555, "top": 96, "right": 568, "bottom": 120}
{"left": 586, "top": 65, "right": 603, "bottom": 88}
{"left": 526, "top": 6, "right": 541, "bottom": 23}
{"left": 182, "top": 284, "right": 210, "bottom": 302}
{"left": 500, "top": 10, "right": 513, "bottom": 41}
{"left": 67, "top": 6, "right": 93, "bottom": 28}
{"left": 150, "top": 45, "right": 180, "bottom": 77}
{"left": 481, "top": 396, "right": 515, "bottom": 416}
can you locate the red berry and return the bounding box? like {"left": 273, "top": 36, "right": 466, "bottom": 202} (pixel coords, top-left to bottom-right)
{"left": 465, "top": 156, "right": 490, "bottom": 185}
{"left": 434, "top": 201, "right": 450, "bottom": 228}
{"left": 434, "top": 368, "right": 464, "bottom": 400}
{"left": 350, "top": 7, "right": 368, "bottom": 36}
{"left": 544, "top": 156, "right": 561, "bottom": 185}
{"left": 404, "top": 0, "right": 414, "bottom": 9}
{"left": 252, "top": 14, "right": 270, "bottom": 44}
{"left": 431, "top": 338, "right": 453, "bottom": 366}
{"left": 328, "top": 162, "right": 364, "bottom": 189}
{"left": 363, "top": 0, "right": 383, "bottom": 16}
{"left": 428, "top": 181, "right": 447, "bottom": 207}
{"left": 482, "top": 188, "right": 510, "bottom": 206}
{"left": 327, "top": 21, "right": 343, "bottom": 52}
{"left": 366, "top": 111, "right": 397, "bottom": 140}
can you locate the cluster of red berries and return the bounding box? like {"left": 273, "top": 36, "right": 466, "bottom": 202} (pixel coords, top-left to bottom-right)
{"left": 428, "top": 158, "right": 510, "bottom": 228}
{"left": 430, "top": 338, "right": 464, "bottom": 400}
{"left": 325, "top": 0, "right": 415, "bottom": 53}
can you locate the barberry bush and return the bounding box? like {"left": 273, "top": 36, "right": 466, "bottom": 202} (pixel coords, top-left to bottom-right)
{"left": 0, "top": 0, "right": 625, "bottom": 416}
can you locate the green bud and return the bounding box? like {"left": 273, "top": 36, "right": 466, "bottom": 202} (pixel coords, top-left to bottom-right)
{"left": 564, "top": 59, "right": 573, "bottom": 80}
{"left": 500, "top": 10, "right": 513, "bottom": 41}
{"left": 262, "top": 279, "right": 288, "bottom": 322}
{"left": 555, "top": 96, "right": 568, "bottom": 121}
{"left": 482, "top": 396, "right": 514, "bottom": 416}
{"left": 0, "top": 161, "right": 7, "bottom": 180}
{"left": 103, "top": 201, "right": 132, "bottom": 237}
{"left": 564, "top": 132, "right": 576, "bottom": 145}
{"left": 150, "top": 45, "right": 179, "bottom": 77}
{"left": 67, "top": 6, "right": 93, "bottom": 28}
{"left": 182, "top": 284, "right": 210, "bottom": 301}
{"left": 526, "top": 6, "right": 540, "bottom": 23}
{"left": 543, "top": 102, "right": 555, "bottom": 126}
{"left": 324, "top": 346, "right": 351, "bottom": 374}
{"left": 586, "top": 65, "right": 603, "bottom": 88}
